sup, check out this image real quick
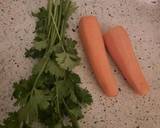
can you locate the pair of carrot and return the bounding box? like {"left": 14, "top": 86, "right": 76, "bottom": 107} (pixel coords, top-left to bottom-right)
{"left": 79, "top": 16, "right": 149, "bottom": 97}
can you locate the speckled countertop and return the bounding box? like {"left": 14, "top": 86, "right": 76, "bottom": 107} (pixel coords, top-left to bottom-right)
{"left": 0, "top": 0, "right": 160, "bottom": 128}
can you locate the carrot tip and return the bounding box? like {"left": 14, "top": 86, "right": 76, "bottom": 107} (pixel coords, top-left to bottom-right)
{"left": 138, "top": 86, "right": 150, "bottom": 96}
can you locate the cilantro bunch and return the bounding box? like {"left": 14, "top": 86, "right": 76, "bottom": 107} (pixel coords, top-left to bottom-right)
{"left": 0, "top": 0, "right": 92, "bottom": 128}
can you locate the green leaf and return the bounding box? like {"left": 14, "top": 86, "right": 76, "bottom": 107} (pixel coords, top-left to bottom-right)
{"left": 33, "top": 7, "right": 48, "bottom": 33}
{"left": 69, "top": 106, "right": 83, "bottom": 119}
{"left": 45, "top": 60, "right": 65, "bottom": 78}
{"left": 34, "top": 40, "right": 47, "bottom": 51}
{"left": 54, "top": 80, "right": 70, "bottom": 100}
{"left": 42, "top": 73, "right": 56, "bottom": 89}
{"left": 70, "top": 90, "right": 78, "bottom": 104}
{"left": 32, "top": 58, "right": 46, "bottom": 74}
{"left": 13, "top": 80, "right": 28, "bottom": 100}
{"left": 64, "top": 38, "right": 77, "bottom": 54}
{"left": 32, "top": 7, "right": 48, "bottom": 19}
{"left": 25, "top": 48, "right": 45, "bottom": 59}
{"left": 54, "top": 122, "right": 62, "bottom": 128}
{"left": 13, "top": 79, "right": 33, "bottom": 106}
{"left": 18, "top": 89, "right": 51, "bottom": 123}
{"left": 53, "top": 43, "right": 63, "bottom": 53}
{"left": 34, "top": 89, "right": 51, "bottom": 110}
{"left": 0, "top": 114, "right": 31, "bottom": 128}
{"left": 68, "top": 2, "right": 77, "bottom": 16}
{"left": 56, "top": 52, "right": 80, "bottom": 70}
{"left": 68, "top": 72, "right": 81, "bottom": 84}
{"left": 75, "top": 87, "right": 93, "bottom": 105}
{"left": 18, "top": 103, "right": 38, "bottom": 123}
{"left": 38, "top": 108, "right": 60, "bottom": 127}
{"left": 63, "top": 126, "right": 73, "bottom": 128}
{"left": 34, "top": 33, "right": 46, "bottom": 41}
{"left": 62, "top": 1, "right": 77, "bottom": 20}
{"left": 0, "top": 112, "right": 20, "bottom": 128}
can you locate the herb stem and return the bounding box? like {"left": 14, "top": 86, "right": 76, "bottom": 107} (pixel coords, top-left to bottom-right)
{"left": 63, "top": 98, "right": 79, "bottom": 128}
{"left": 56, "top": 85, "right": 61, "bottom": 118}
{"left": 50, "top": 8, "right": 66, "bottom": 53}
{"left": 51, "top": 13, "right": 62, "bottom": 41}
{"left": 47, "top": 0, "right": 52, "bottom": 29}
{"left": 32, "top": 57, "right": 49, "bottom": 93}
{"left": 60, "top": 1, "right": 70, "bottom": 38}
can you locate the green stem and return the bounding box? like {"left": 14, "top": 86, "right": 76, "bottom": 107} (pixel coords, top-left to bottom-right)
{"left": 31, "top": 57, "right": 49, "bottom": 94}
{"left": 60, "top": 20, "right": 66, "bottom": 39}
{"left": 57, "top": 3, "right": 62, "bottom": 32}
{"left": 47, "top": 0, "right": 52, "bottom": 29}
{"left": 50, "top": 2, "right": 58, "bottom": 44}
{"left": 59, "top": 1, "right": 72, "bottom": 53}
{"left": 47, "top": 24, "right": 52, "bottom": 40}
{"left": 60, "top": 1, "right": 70, "bottom": 38}
{"left": 56, "top": 85, "right": 61, "bottom": 118}
{"left": 70, "top": 117, "right": 79, "bottom": 128}
{"left": 50, "top": 8, "right": 66, "bottom": 53}
{"left": 51, "top": 13, "right": 62, "bottom": 41}
{"left": 63, "top": 98, "right": 79, "bottom": 128}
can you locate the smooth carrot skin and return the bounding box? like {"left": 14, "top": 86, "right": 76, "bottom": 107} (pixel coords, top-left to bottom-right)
{"left": 103, "top": 26, "right": 149, "bottom": 95}
{"left": 79, "top": 16, "right": 118, "bottom": 96}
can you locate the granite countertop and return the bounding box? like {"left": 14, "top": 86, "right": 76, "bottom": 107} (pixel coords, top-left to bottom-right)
{"left": 0, "top": 0, "right": 160, "bottom": 128}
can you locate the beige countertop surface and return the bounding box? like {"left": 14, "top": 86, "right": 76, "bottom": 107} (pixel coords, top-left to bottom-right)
{"left": 0, "top": 0, "right": 160, "bottom": 128}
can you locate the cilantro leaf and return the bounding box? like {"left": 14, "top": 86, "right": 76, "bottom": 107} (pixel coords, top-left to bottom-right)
{"left": 13, "top": 79, "right": 33, "bottom": 106}
{"left": 32, "top": 58, "right": 46, "bottom": 75}
{"left": 68, "top": 106, "right": 83, "bottom": 119}
{"left": 34, "top": 89, "right": 51, "bottom": 110}
{"left": 56, "top": 52, "right": 80, "bottom": 70}
{"left": 33, "top": 7, "right": 48, "bottom": 33}
{"left": 25, "top": 48, "right": 45, "bottom": 59}
{"left": 45, "top": 60, "right": 65, "bottom": 78}
{"left": 64, "top": 38, "right": 77, "bottom": 54}
{"left": 54, "top": 123, "right": 62, "bottom": 128}
{"left": 34, "top": 40, "right": 47, "bottom": 51}
{"left": 55, "top": 39, "right": 80, "bottom": 70}
{"left": 68, "top": 72, "right": 81, "bottom": 84}
{"left": 70, "top": 90, "right": 78, "bottom": 104}
{"left": 54, "top": 80, "right": 71, "bottom": 100}
{"left": 0, "top": 112, "right": 31, "bottom": 128}
{"left": 34, "top": 33, "right": 47, "bottom": 42}
{"left": 53, "top": 43, "right": 63, "bottom": 53}
{"left": 32, "top": 7, "right": 48, "bottom": 19}
{"left": 0, "top": 112, "right": 20, "bottom": 128}
{"left": 18, "top": 89, "right": 51, "bottom": 123}
{"left": 75, "top": 87, "right": 93, "bottom": 105}
{"left": 62, "top": 1, "right": 77, "bottom": 20}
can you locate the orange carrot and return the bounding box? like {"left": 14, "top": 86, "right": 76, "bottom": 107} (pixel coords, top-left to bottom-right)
{"left": 103, "top": 26, "right": 149, "bottom": 95}
{"left": 79, "top": 16, "right": 118, "bottom": 96}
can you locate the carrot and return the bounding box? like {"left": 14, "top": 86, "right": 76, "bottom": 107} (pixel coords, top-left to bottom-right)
{"left": 103, "top": 26, "right": 149, "bottom": 95}
{"left": 79, "top": 16, "right": 118, "bottom": 96}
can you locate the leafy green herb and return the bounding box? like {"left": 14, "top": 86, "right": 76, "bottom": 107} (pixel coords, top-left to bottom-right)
{"left": 0, "top": 112, "right": 30, "bottom": 128}
{"left": 56, "top": 52, "right": 80, "bottom": 70}
{"left": 0, "top": 0, "right": 92, "bottom": 128}
{"left": 45, "top": 60, "right": 65, "bottom": 78}
{"left": 34, "top": 40, "right": 48, "bottom": 51}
